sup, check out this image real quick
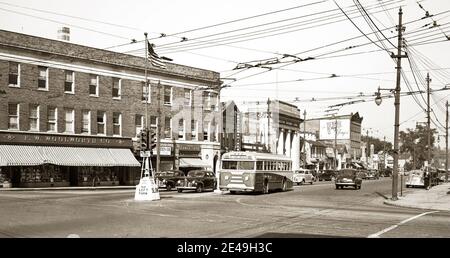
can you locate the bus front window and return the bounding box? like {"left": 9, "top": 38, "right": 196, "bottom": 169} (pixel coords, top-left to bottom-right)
{"left": 238, "top": 161, "right": 255, "bottom": 170}
{"left": 222, "top": 161, "right": 238, "bottom": 169}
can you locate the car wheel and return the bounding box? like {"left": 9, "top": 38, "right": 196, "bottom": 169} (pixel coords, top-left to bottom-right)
{"left": 296, "top": 182, "right": 300, "bottom": 186}
{"left": 166, "top": 184, "right": 172, "bottom": 191}
{"left": 335, "top": 185, "right": 339, "bottom": 190}
{"left": 302, "top": 179, "right": 305, "bottom": 185}
{"left": 196, "top": 184, "right": 203, "bottom": 193}
{"left": 177, "top": 189, "right": 183, "bottom": 193}
{"left": 230, "top": 190, "right": 237, "bottom": 195}
{"left": 310, "top": 179, "right": 313, "bottom": 185}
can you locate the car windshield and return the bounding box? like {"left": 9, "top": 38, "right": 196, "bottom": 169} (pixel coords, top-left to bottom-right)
{"left": 187, "top": 171, "right": 205, "bottom": 177}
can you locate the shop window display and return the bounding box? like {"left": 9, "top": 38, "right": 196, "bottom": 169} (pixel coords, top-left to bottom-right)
{"left": 0, "top": 168, "right": 11, "bottom": 187}
{"left": 19, "top": 165, "right": 68, "bottom": 187}
{"left": 79, "top": 167, "right": 118, "bottom": 186}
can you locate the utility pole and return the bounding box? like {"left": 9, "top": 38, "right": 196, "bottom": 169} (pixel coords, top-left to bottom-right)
{"left": 426, "top": 73, "right": 432, "bottom": 168}
{"left": 156, "top": 81, "right": 161, "bottom": 173}
{"left": 334, "top": 115, "right": 338, "bottom": 170}
{"left": 391, "top": 7, "right": 407, "bottom": 201}
{"left": 303, "top": 110, "right": 307, "bottom": 169}
{"left": 446, "top": 101, "right": 449, "bottom": 182}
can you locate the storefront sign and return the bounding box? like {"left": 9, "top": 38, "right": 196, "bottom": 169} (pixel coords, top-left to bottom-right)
{"left": 0, "top": 131, "right": 132, "bottom": 148}
{"left": 178, "top": 144, "right": 201, "bottom": 152}
{"left": 151, "top": 146, "right": 171, "bottom": 156}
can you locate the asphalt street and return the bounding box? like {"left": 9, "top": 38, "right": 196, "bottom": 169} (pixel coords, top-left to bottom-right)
{"left": 0, "top": 177, "right": 449, "bottom": 238}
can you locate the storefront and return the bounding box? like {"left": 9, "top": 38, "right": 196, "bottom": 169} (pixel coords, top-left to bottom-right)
{"left": 0, "top": 132, "right": 140, "bottom": 188}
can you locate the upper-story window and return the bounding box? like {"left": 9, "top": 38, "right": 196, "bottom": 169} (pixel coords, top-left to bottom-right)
{"left": 203, "top": 92, "right": 212, "bottom": 110}
{"left": 89, "top": 74, "right": 99, "bottom": 96}
{"left": 164, "top": 117, "right": 172, "bottom": 138}
{"left": 97, "top": 111, "right": 106, "bottom": 135}
{"left": 113, "top": 112, "right": 122, "bottom": 136}
{"left": 64, "top": 108, "right": 75, "bottom": 133}
{"left": 112, "top": 78, "right": 121, "bottom": 99}
{"left": 142, "top": 82, "right": 150, "bottom": 103}
{"left": 184, "top": 89, "right": 192, "bottom": 106}
{"left": 203, "top": 121, "right": 209, "bottom": 141}
{"left": 64, "top": 70, "right": 75, "bottom": 93}
{"left": 178, "top": 119, "right": 185, "bottom": 140}
{"left": 47, "top": 107, "right": 57, "bottom": 132}
{"left": 38, "top": 66, "right": 48, "bottom": 90}
{"left": 8, "top": 103, "right": 19, "bottom": 130}
{"left": 8, "top": 62, "right": 20, "bottom": 87}
{"left": 82, "top": 110, "right": 91, "bottom": 134}
{"left": 191, "top": 120, "right": 197, "bottom": 141}
{"left": 164, "top": 86, "right": 172, "bottom": 105}
{"left": 135, "top": 114, "right": 144, "bottom": 136}
{"left": 150, "top": 116, "right": 157, "bottom": 130}
{"left": 29, "top": 104, "right": 40, "bottom": 131}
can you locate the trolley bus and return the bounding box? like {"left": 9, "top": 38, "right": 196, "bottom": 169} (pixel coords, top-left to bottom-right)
{"left": 219, "top": 151, "right": 293, "bottom": 194}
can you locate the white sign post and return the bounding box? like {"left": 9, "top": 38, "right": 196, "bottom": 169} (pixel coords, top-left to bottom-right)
{"left": 135, "top": 155, "right": 160, "bottom": 201}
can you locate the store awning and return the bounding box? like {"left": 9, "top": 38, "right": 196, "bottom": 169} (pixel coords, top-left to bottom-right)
{"left": 179, "top": 158, "right": 211, "bottom": 168}
{"left": 0, "top": 145, "right": 140, "bottom": 167}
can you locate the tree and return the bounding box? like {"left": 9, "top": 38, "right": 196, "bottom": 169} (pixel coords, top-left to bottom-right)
{"left": 360, "top": 135, "right": 392, "bottom": 154}
{"left": 399, "top": 124, "right": 436, "bottom": 169}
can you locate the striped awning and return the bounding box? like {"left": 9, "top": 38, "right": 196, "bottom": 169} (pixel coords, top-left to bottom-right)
{"left": 0, "top": 145, "right": 140, "bottom": 167}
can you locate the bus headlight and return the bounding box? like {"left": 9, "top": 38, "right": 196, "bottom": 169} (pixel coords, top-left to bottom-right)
{"left": 244, "top": 176, "right": 249, "bottom": 181}
{"left": 224, "top": 175, "right": 230, "bottom": 180}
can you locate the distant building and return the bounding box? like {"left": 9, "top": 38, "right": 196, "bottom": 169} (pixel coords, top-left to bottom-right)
{"left": 221, "top": 100, "right": 241, "bottom": 152}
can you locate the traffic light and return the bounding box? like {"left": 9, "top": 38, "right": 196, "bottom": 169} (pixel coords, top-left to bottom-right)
{"left": 150, "top": 129, "right": 157, "bottom": 152}
{"left": 140, "top": 129, "right": 149, "bottom": 150}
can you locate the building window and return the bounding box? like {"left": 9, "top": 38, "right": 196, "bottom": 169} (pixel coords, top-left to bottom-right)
{"left": 64, "top": 109, "right": 74, "bottom": 133}
{"left": 112, "top": 78, "right": 121, "bottom": 99}
{"left": 150, "top": 116, "right": 157, "bottom": 129}
{"left": 142, "top": 82, "right": 150, "bottom": 102}
{"left": 29, "top": 105, "right": 39, "bottom": 131}
{"left": 135, "top": 114, "right": 144, "bottom": 136}
{"left": 97, "top": 111, "right": 106, "bottom": 135}
{"left": 9, "top": 62, "right": 20, "bottom": 87}
{"left": 89, "top": 74, "right": 99, "bottom": 96}
{"left": 113, "top": 112, "right": 122, "bottom": 136}
{"left": 191, "top": 120, "right": 197, "bottom": 140}
{"left": 210, "top": 121, "right": 216, "bottom": 142}
{"left": 8, "top": 103, "right": 19, "bottom": 130}
{"left": 38, "top": 66, "right": 48, "bottom": 90}
{"left": 178, "top": 119, "right": 185, "bottom": 140}
{"left": 47, "top": 107, "right": 57, "bottom": 132}
{"left": 203, "top": 122, "right": 209, "bottom": 141}
{"left": 64, "top": 70, "right": 74, "bottom": 93}
{"left": 164, "top": 86, "right": 172, "bottom": 105}
{"left": 184, "top": 89, "right": 192, "bottom": 106}
{"left": 203, "top": 92, "right": 212, "bottom": 110}
{"left": 164, "top": 117, "right": 171, "bottom": 138}
{"left": 211, "top": 93, "right": 217, "bottom": 111}
{"left": 82, "top": 110, "right": 91, "bottom": 134}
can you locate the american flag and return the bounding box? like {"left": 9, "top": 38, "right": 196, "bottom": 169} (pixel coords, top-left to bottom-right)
{"left": 147, "top": 41, "right": 166, "bottom": 69}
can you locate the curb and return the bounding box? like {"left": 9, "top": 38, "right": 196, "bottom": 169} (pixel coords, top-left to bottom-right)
{"left": 383, "top": 199, "right": 449, "bottom": 212}
{"left": 0, "top": 186, "right": 136, "bottom": 191}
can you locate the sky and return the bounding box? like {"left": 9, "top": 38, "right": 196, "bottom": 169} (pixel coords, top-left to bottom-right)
{"left": 1, "top": 0, "right": 450, "bottom": 146}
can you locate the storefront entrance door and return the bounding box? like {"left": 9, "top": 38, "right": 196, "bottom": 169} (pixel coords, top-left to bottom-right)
{"left": 69, "top": 167, "right": 78, "bottom": 186}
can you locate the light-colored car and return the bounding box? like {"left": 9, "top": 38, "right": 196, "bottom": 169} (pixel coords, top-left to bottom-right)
{"left": 405, "top": 170, "right": 425, "bottom": 188}
{"left": 293, "top": 169, "right": 315, "bottom": 185}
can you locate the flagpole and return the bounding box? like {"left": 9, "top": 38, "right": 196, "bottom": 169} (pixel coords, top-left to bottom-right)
{"left": 144, "top": 32, "right": 149, "bottom": 130}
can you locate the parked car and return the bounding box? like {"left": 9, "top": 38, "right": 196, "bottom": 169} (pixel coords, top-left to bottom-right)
{"left": 176, "top": 170, "right": 217, "bottom": 193}
{"left": 335, "top": 169, "right": 362, "bottom": 190}
{"left": 365, "top": 170, "right": 379, "bottom": 180}
{"left": 155, "top": 170, "right": 185, "bottom": 191}
{"left": 293, "top": 169, "right": 315, "bottom": 185}
{"left": 317, "top": 170, "right": 336, "bottom": 181}
{"left": 405, "top": 169, "right": 425, "bottom": 188}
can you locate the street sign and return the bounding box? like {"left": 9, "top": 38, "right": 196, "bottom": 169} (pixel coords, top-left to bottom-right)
{"left": 134, "top": 177, "right": 160, "bottom": 201}
{"left": 140, "top": 151, "right": 151, "bottom": 157}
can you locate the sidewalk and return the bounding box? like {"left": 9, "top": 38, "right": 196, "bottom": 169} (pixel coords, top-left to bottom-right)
{"left": 384, "top": 182, "right": 450, "bottom": 212}
{"left": 0, "top": 186, "right": 136, "bottom": 191}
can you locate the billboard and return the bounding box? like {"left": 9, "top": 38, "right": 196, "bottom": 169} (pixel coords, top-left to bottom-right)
{"left": 319, "top": 119, "right": 350, "bottom": 140}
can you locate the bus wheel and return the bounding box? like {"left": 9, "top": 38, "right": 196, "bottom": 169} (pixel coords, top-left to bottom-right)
{"left": 263, "top": 180, "right": 269, "bottom": 194}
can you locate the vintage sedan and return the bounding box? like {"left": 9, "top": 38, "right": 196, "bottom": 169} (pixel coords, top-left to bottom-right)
{"left": 405, "top": 170, "right": 425, "bottom": 188}
{"left": 293, "top": 169, "right": 315, "bottom": 185}
{"left": 318, "top": 170, "right": 336, "bottom": 181}
{"left": 176, "top": 170, "right": 217, "bottom": 193}
{"left": 365, "top": 170, "right": 379, "bottom": 180}
{"left": 335, "top": 169, "right": 362, "bottom": 190}
{"left": 155, "top": 170, "right": 185, "bottom": 191}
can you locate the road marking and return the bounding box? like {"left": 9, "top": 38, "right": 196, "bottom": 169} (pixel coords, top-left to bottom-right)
{"left": 67, "top": 234, "right": 80, "bottom": 238}
{"left": 368, "top": 210, "right": 439, "bottom": 238}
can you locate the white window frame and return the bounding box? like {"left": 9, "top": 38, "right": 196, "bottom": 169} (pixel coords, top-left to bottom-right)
{"left": 191, "top": 120, "right": 198, "bottom": 141}
{"left": 164, "top": 86, "right": 173, "bottom": 106}
{"left": 64, "top": 108, "right": 75, "bottom": 133}
{"left": 135, "top": 114, "right": 144, "bottom": 136}
{"left": 8, "top": 62, "right": 20, "bottom": 87}
{"left": 112, "top": 78, "right": 122, "bottom": 99}
{"left": 82, "top": 110, "right": 91, "bottom": 134}
{"left": 203, "top": 122, "right": 210, "bottom": 141}
{"left": 97, "top": 111, "right": 106, "bottom": 135}
{"left": 64, "top": 70, "right": 75, "bottom": 94}
{"left": 38, "top": 66, "right": 49, "bottom": 90}
{"left": 89, "top": 75, "right": 99, "bottom": 97}
{"left": 178, "top": 119, "right": 185, "bottom": 140}
{"left": 113, "top": 112, "right": 122, "bottom": 136}
{"left": 184, "top": 89, "right": 192, "bottom": 107}
{"left": 29, "top": 105, "right": 40, "bottom": 132}
{"left": 8, "top": 103, "right": 19, "bottom": 130}
{"left": 47, "top": 107, "right": 58, "bottom": 133}
{"left": 164, "top": 117, "right": 172, "bottom": 139}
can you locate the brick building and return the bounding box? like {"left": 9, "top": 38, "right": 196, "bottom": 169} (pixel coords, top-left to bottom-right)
{"left": 0, "top": 29, "right": 221, "bottom": 188}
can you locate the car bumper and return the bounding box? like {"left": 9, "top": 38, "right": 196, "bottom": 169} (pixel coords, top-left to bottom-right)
{"left": 336, "top": 182, "right": 357, "bottom": 186}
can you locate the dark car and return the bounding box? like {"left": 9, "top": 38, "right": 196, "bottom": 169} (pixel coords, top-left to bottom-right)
{"left": 155, "top": 170, "right": 185, "bottom": 191}
{"left": 335, "top": 169, "right": 363, "bottom": 190}
{"left": 318, "top": 170, "right": 336, "bottom": 181}
{"left": 365, "top": 170, "right": 379, "bottom": 180}
{"left": 176, "top": 170, "right": 217, "bottom": 193}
